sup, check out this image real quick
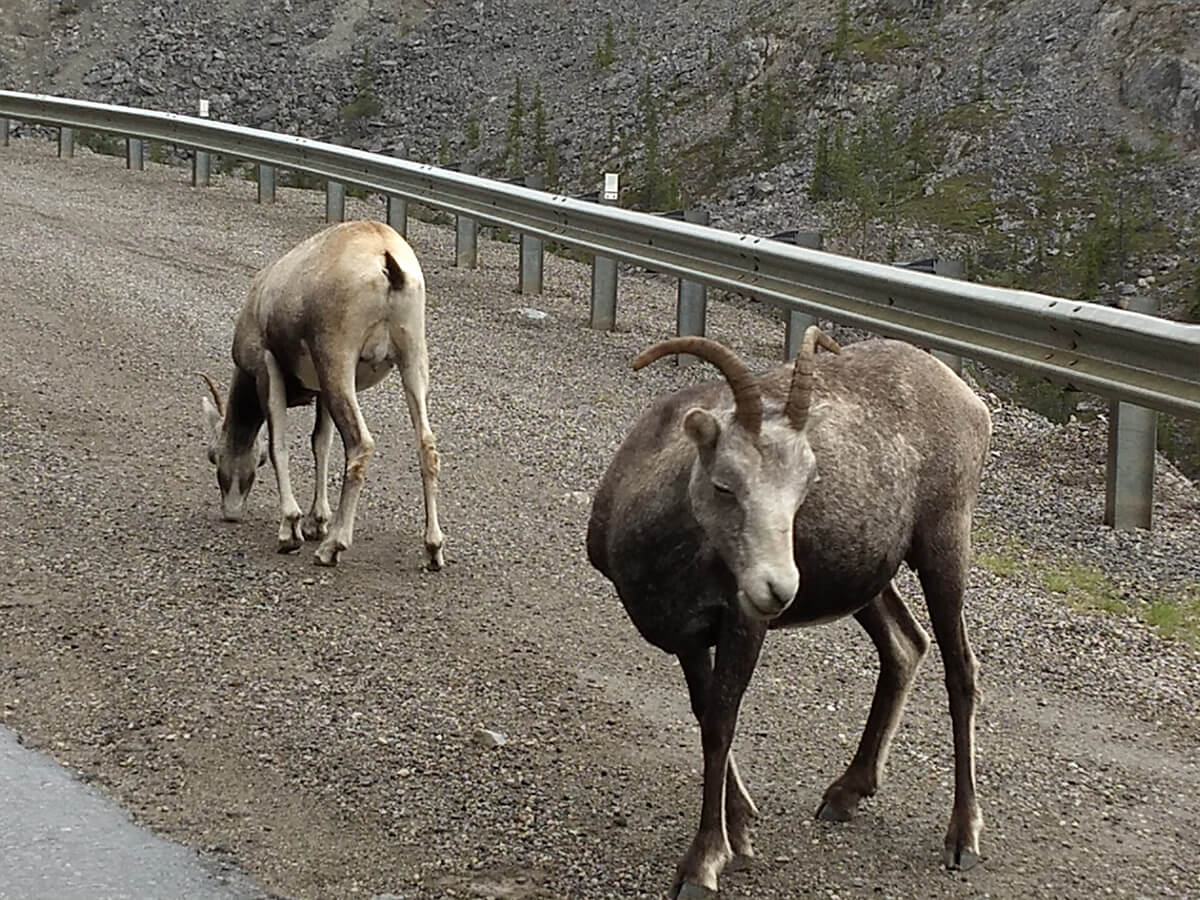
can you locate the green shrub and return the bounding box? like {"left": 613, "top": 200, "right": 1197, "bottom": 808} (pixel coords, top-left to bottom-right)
{"left": 78, "top": 130, "right": 123, "bottom": 157}
{"left": 594, "top": 18, "right": 616, "bottom": 70}
{"left": 340, "top": 49, "right": 381, "bottom": 122}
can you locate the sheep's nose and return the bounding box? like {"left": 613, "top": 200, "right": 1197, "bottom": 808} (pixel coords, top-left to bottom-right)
{"left": 768, "top": 581, "right": 797, "bottom": 615}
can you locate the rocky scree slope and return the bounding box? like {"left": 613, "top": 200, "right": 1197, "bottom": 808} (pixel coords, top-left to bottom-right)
{"left": 4, "top": 1, "right": 1199, "bottom": 289}
{"left": 3, "top": 1, "right": 1199, "bottom": 460}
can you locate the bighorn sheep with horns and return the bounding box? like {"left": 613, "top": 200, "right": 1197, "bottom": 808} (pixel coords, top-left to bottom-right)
{"left": 587, "top": 328, "right": 992, "bottom": 898}
{"left": 199, "top": 220, "right": 445, "bottom": 569}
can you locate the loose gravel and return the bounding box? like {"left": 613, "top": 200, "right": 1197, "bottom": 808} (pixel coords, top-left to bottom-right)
{"left": 0, "top": 138, "right": 1198, "bottom": 900}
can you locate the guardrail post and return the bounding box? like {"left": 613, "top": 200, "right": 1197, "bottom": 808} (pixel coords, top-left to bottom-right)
{"left": 1, "top": 118, "right": 9, "bottom": 147}
{"left": 325, "top": 180, "right": 345, "bottom": 223}
{"left": 675, "top": 208, "right": 710, "bottom": 365}
{"left": 782, "top": 231, "right": 823, "bottom": 359}
{"left": 455, "top": 210, "right": 478, "bottom": 268}
{"left": 58, "top": 126, "right": 74, "bottom": 158}
{"left": 386, "top": 148, "right": 408, "bottom": 237}
{"left": 126, "top": 138, "right": 145, "bottom": 171}
{"left": 518, "top": 172, "right": 545, "bottom": 295}
{"left": 932, "top": 259, "right": 965, "bottom": 375}
{"left": 1104, "top": 294, "right": 1159, "bottom": 530}
{"left": 589, "top": 173, "right": 620, "bottom": 330}
{"left": 257, "top": 164, "right": 276, "bottom": 204}
{"left": 192, "top": 99, "right": 210, "bottom": 187}
{"left": 387, "top": 194, "right": 408, "bottom": 236}
{"left": 453, "top": 161, "right": 478, "bottom": 268}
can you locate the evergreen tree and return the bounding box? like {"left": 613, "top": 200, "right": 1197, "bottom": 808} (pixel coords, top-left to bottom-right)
{"left": 809, "top": 122, "right": 831, "bottom": 201}
{"left": 505, "top": 77, "right": 525, "bottom": 174}
{"left": 636, "top": 75, "right": 678, "bottom": 210}
{"left": 531, "top": 83, "right": 549, "bottom": 167}
{"left": 729, "top": 88, "right": 743, "bottom": 138}
{"left": 833, "top": 0, "right": 852, "bottom": 59}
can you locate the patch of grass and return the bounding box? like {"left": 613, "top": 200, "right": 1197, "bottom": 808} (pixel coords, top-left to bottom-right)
{"left": 1043, "top": 562, "right": 1200, "bottom": 648}
{"left": 851, "top": 21, "right": 913, "bottom": 62}
{"left": 1044, "top": 562, "right": 1124, "bottom": 613}
{"left": 972, "top": 525, "right": 1023, "bottom": 578}
{"left": 939, "top": 100, "right": 1009, "bottom": 134}
{"left": 972, "top": 523, "right": 997, "bottom": 545}
{"left": 902, "top": 173, "right": 996, "bottom": 234}
{"left": 975, "top": 549, "right": 1018, "bottom": 578}
{"left": 973, "top": 521, "right": 1200, "bottom": 649}
{"left": 1143, "top": 592, "right": 1200, "bottom": 646}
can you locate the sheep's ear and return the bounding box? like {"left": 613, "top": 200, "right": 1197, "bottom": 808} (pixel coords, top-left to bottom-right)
{"left": 683, "top": 407, "right": 720, "bottom": 452}
{"left": 201, "top": 396, "right": 222, "bottom": 438}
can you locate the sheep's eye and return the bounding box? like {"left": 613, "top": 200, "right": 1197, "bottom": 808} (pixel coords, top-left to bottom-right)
{"left": 712, "top": 482, "right": 734, "bottom": 497}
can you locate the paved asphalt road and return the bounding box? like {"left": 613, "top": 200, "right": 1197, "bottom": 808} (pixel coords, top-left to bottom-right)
{"left": 1, "top": 725, "right": 270, "bottom": 900}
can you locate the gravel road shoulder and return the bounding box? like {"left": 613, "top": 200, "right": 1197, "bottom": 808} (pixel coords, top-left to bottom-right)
{"left": 0, "top": 138, "right": 1197, "bottom": 899}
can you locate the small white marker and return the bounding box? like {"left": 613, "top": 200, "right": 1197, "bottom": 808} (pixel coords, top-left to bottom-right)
{"left": 603, "top": 171, "right": 619, "bottom": 202}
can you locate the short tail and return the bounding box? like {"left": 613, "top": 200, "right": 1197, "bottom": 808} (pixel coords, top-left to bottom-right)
{"left": 383, "top": 250, "right": 405, "bottom": 292}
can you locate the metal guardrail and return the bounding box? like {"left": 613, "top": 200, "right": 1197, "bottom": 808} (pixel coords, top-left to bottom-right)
{"left": 1, "top": 90, "right": 1198, "bottom": 421}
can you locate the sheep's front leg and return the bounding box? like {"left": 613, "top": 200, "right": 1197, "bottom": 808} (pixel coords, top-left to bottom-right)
{"left": 672, "top": 616, "right": 767, "bottom": 900}
{"left": 301, "top": 398, "right": 334, "bottom": 541}
{"left": 260, "top": 351, "right": 303, "bottom": 552}
{"left": 679, "top": 646, "right": 760, "bottom": 865}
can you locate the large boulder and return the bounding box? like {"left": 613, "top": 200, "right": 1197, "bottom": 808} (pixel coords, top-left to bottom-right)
{"left": 1121, "top": 55, "right": 1200, "bottom": 146}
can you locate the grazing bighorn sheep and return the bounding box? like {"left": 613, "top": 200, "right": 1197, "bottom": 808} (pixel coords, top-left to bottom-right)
{"left": 199, "top": 219, "right": 445, "bottom": 569}
{"left": 586, "top": 329, "right": 992, "bottom": 898}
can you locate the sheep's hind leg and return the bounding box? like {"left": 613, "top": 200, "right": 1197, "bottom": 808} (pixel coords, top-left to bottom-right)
{"left": 314, "top": 369, "right": 374, "bottom": 567}
{"left": 301, "top": 398, "right": 334, "bottom": 541}
{"left": 817, "top": 581, "right": 929, "bottom": 821}
{"left": 672, "top": 618, "right": 767, "bottom": 899}
{"left": 259, "top": 351, "right": 303, "bottom": 553}
{"left": 396, "top": 338, "right": 445, "bottom": 570}
{"left": 919, "top": 544, "right": 983, "bottom": 871}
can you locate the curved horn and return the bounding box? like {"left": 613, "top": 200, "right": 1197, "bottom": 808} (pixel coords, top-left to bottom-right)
{"left": 194, "top": 371, "right": 224, "bottom": 417}
{"left": 633, "top": 337, "right": 762, "bottom": 435}
{"left": 786, "top": 326, "right": 841, "bottom": 431}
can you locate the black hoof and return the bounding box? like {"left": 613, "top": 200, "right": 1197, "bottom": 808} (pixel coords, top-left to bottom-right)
{"left": 727, "top": 853, "right": 756, "bottom": 873}
{"left": 815, "top": 800, "right": 853, "bottom": 822}
{"left": 313, "top": 546, "right": 341, "bottom": 567}
{"left": 674, "top": 881, "right": 719, "bottom": 900}
{"left": 944, "top": 846, "right": 981, "bottom": 871}
{"left": 301, "top": 521, "right": 328, "bottom": 542}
